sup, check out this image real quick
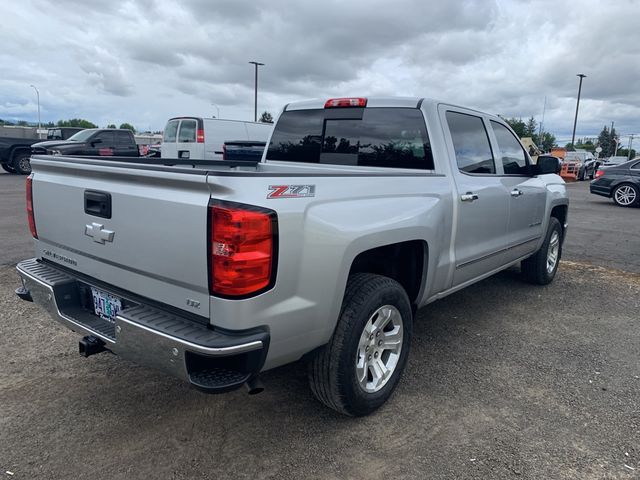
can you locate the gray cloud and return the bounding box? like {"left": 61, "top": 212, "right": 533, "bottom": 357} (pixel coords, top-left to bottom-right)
{"left": 0, "top": 0, "right": 639, "bottom": 140}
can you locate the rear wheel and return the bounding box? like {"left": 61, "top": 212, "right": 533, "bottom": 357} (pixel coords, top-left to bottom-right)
{"left": 612, "top": 184, "right": 639, "bottom": 207}
{"left": 12, "top": 151, "right": 32, "bottom": 175}
{"left": 1, "top": 163, "right": 16, "bottom": 173}
{"left": 521, "top": 217, "right": 562, "bottom": 285}
{"left": 308, "top": 273, "right": 413, "bottom": 416}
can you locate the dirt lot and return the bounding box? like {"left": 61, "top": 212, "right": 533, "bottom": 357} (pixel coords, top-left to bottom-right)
{"left": 1, "top": 172, "right": 639, "bottom": 479}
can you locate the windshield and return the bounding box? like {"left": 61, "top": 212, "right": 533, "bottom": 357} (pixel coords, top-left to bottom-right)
{"left": 67, "top": 129, "right": 98, "bottom": 142}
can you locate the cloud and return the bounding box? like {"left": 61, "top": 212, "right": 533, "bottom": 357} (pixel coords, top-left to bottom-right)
{"left": 0, "top": 0, "right": 638, "bottom": 139}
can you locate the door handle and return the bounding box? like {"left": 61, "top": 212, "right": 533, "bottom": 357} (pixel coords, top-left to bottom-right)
{"left": 510, "top": 189, "right": 523, "bottom": 197}
{"left": 460, "top": 192, "right": 479, "bottom": 202}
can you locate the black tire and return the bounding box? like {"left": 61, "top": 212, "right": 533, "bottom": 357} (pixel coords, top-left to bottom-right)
{"left": 12, "top": 151, "right": 32, "bottom": 175}
{"left": 521, "top": 217, "right": 562, "bottom": 285}
{"left": 308, "top": 273, "right": 413, "bottom": 416}
{"left": 612, "top": 183, "right": 639, "bottom": 208}
{"left": 578, "top": 168, "right": 586, "bottom": 181}
{"left": 1, "top": 163, "right": 16, "bottom": 173}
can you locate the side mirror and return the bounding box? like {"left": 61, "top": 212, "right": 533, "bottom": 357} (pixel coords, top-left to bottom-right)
{"left": 91, "top": 138, "right": 103, "bottom": 146}
{"left": 534, "top": 156, "right": 561, "bottom": 175}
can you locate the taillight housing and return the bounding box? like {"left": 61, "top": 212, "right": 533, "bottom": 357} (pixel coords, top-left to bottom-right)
{"left": 26, "top": 174, "right": 37, "bottom": 238}
{"left": 595, "top": 169, "right": 605, "bottom": 179}
{"left": 209, "top": 201, "right": 277, "bottom": 297}
{"left": 324, "top": 97, "right": 367, "bottom": 108}
{"left": 196, "top": 128, "right": 205, "bottom": 143}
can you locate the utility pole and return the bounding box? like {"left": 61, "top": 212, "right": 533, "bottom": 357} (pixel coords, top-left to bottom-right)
{"left": 30, "top": 84, "right": 41, "bottom": 139}
{"left": 628, "top": 134, "right": 635, "bottom": 160}
{"left": 570, "top": 74, "right": 587, "bottom": 148}
{"left": 211, "top": 103, "right": 220, "bottom": 119}
{"left": 248, "top": 61, "right": 264, "bottom": 122}
{"left": 538, "top": 96, "right": 547, "bottom": 145}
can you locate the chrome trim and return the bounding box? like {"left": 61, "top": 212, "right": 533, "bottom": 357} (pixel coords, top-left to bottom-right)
{"left": 16, "top": 262, "right": 116, "bottom": 344}
{"left": 456, "top": 237, "right": 540, "bottom": 269}
{"left": 115, "top": 314, "right": 263, "bottom": 355}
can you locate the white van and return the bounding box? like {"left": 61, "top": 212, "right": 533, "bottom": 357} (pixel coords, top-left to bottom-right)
{"left": 161, "top": 117, "right": 272, "bottom": 160}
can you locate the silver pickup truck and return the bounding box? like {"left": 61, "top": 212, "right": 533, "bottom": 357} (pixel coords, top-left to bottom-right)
{"left": 16, "top": 97, "right": 568, "bottom": 416}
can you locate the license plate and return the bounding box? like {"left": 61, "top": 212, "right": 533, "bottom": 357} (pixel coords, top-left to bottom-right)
{"left": 91, "top": 287, "right": 122, "bottom": 322}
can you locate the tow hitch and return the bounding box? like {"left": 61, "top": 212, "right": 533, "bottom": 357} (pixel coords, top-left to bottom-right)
{"left": 79, "top": 335, "right": 106, "bottom": 357}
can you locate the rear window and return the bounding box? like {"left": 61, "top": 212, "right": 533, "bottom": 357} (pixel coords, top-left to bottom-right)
{"left": 266, "top": 108, "right": 434, "bottom": 170}
{"left": 178, "top": 120, "right": 197, "bottom": 143}
{"left": 163, "top": 120, "right": 179, "bottom": 142}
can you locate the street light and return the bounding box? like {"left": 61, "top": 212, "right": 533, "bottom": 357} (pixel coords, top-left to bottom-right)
{"left": 211, "top": 103, "right": 220, "bottom": 119}
{"left": 248, "top": 61, "right": 264, "bottom": 122}
{"left": 30, "top": 84, "right": 41, "bottom": 139}
{"left": 570, "top": 74, "right": 587, "bottom": 148}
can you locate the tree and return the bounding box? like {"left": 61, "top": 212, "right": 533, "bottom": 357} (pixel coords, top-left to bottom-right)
{"left": 534, "top": 132, "right": 557, "bottom": 152}
{"left": 259, "top": 111, "right": 274, "bottom": 124}
{"left": 57, "top": 118, "right": 97, "bottom": 128}
{"left": 504, "top": 117, "right": 526, "bottom": 137}
{"left": 119, "top": 123, "right": 136, "bottom": 133}
{"left": 524, "top": 116, "right": 537, "bottom": 137}
{"left": 107, "top": 123, "right": 116, "bottom": 129}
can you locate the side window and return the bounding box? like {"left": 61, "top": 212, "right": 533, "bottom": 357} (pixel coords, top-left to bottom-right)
{"left": 178, "top": 120, "right": 197, "bottom": 143}
{"left": 93, "top": 131, "right": 115, "bottom": 146}
{"left": 115, "top": 131, "right": 132, "bottom": 145}
{"left": 630, "top": 161, "right": 640, "bottom": 170}
{"left": 163, "top": 120, "right": 179, "bottom": 142}
{"left": 491, "top": 121, "right": 529, "bottom": 175}
{"left": 446, "top": 111, "right": 495, "bottom": 174}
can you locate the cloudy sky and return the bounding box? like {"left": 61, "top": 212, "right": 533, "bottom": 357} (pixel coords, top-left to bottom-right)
{"left": 1, "top": 0, "right": 639, "bottom": 142}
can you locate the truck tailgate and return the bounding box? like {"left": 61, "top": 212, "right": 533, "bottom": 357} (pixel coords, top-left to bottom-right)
{"left": 30, "top": 156, "right": 212, "bottom": 319}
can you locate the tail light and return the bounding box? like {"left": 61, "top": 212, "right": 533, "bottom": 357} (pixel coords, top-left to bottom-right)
{"left": 595, "top": 169, "right": 605, "bottom": 179}
{"left": 209, "top": 202, "right": 277, "bottom": 297}
{"left": 324, "top": 97, "right": 367, "bottom": 108}
{"left": 196, "top": 128, "right": 205, "bottom": 143}
{"left": 26, "top": 174, "right": 37, "bottom": 238}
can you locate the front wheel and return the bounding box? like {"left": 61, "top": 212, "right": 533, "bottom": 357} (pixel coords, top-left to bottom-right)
{"left": 308, "top": 273, "right": 413, "bottom": 416}
{"left": 521, "top": 217, "right": 562, "bottom": 285}
{"left": 612, "top": 184, "right": 639, "bottom": 207}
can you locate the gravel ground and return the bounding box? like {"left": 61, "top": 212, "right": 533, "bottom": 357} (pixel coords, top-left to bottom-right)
{"left": 0, "top": 172, "right": 639, "bottom": 479}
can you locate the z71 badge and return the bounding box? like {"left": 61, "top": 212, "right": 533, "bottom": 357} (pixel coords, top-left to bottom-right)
{"left": 267, "top": 185, "right": 316, "bottom": 199}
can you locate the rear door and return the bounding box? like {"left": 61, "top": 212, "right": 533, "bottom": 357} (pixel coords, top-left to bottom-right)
{"left": 160, "top": 119, "right": 179, "bottom": 159}
{"left": 176, "top": 118, "right": 205, "bottom": 160}
{"left": 114, "top": 131, "right": 138, "bottom": 156}
{"left": 441, "top": 108, "right": 511, "bottom": 287}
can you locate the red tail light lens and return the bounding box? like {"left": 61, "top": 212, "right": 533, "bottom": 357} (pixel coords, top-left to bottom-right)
{"left": 196, "top": 128, "right": 205, "bottom": 143}
{"left": 324, "top": 97, "right": 367, "bottom": 108}
{"left": 26, "top": 175, "right": 37, "bottom": 238}
{"left": 209, "top": 202, "right": 276, "bottom": 297}
{"left": 595, "top": 169, "right": 605, "bottom": 178}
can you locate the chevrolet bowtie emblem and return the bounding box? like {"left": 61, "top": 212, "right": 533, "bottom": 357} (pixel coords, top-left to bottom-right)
{"left": 84, "top": 222, "right": 115, "bottom": 244}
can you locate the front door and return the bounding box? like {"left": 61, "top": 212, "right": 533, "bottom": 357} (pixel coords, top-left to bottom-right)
{"left": 488, "top": 120, "right": 546, "bottom": 260}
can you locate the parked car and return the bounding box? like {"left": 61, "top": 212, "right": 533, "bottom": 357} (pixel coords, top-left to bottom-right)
{"left": 0, "top": 136, "right": 40, "bottom": 174}
{"left": 28, "top": 129, "right": 139, "bottom": 174}
{"left": 16, "top": 97, "right": 567, "bottom": 416}
{"left": 564, "top": 151, "right": 596, "bottom": 180}
{"left": 161, "top": 117, "right": 272, "bottom": 160}
{"left": 590, "top": 159, "right": 640, "bottom": 207}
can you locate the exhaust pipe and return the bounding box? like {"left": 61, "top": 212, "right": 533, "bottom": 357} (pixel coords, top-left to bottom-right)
{"left": 79, "top": 335, "right": 106, "bottom": 357}
{"left": 245, "top": 376, "right": 264, "bottom": 395}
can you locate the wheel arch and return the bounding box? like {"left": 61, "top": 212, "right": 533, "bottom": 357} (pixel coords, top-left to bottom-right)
{"left": 347, "top": 239, "right": 428, "bottom": 311}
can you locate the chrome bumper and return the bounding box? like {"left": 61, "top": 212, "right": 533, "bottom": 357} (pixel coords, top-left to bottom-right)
{"left": 16, "top": 258, "right": 269, "bottom": 393}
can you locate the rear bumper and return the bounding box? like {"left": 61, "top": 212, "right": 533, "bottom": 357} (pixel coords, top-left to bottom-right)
{"left": 16, "top": 258, "right": 269, "bottom": 393}
{"left": 589, "top": 182, "right": 611, "bottom": 198}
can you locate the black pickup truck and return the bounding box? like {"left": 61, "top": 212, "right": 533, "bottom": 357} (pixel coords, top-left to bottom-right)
{"left": 22, "top": 128, "right": 140, "bottom": 174}
{"left": 222, "top": 140, "right": 266, "bottom": 161}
